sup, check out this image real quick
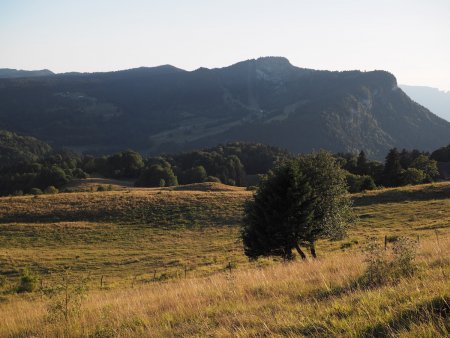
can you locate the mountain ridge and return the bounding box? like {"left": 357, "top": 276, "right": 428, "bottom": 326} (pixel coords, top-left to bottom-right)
{"left": 0, "top": 68, "right": 54, "bottom": 78}
{"left": 400, "top": 84, "right": 450, "bottom": 122}
{"left": 0, "top": 57, "right": 449, "bottom": 159}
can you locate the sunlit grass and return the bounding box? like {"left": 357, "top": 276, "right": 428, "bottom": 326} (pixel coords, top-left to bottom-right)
{"left": 0, "top": 182, "right": 449, "bottom": 336}
{"left": 0, "top": 236, "right": 448, "bottom": 337}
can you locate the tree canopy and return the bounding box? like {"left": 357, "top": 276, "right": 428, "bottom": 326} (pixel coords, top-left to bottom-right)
{"left": 242, "top": 151, "right": 352, "bottom": 261}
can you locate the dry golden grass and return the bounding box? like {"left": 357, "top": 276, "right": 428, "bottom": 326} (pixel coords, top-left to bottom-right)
{"left": 0, "top": 182, "right": 449, "bottom": 286}
{"left": 0, "top": 185, "right": 251, "bottom": 288}
{"left": 0, "top": 236, "right": 448, "bottom": 337}
{"left": 0, "top": 181, "right": 449, "bottom": 336}
{"left": 64, "top": 178, "right": 136, "bottom": 192}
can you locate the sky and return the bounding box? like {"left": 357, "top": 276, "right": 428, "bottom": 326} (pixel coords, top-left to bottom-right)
{"left": 1, "top": 0, "right": 449, "bottom": 91}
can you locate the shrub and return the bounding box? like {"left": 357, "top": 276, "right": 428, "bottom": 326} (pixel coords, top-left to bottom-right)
{"left": 225, "top": 178, "right": 236, "bottom": 186}
{"left": 361, "top": 239, "right": 390, "bottom": 287}
{"left": 97, "top": 185, "right": 107, "bottom": 192}
{"left": 135, "top": 164, "right": 178, "bottom": 187}
{"left": 45, "top": 273, "right": 88, "bottom": 323}
{"left": 72, "top": 168, "right": 88, "bottom": 179}
{"left": 346, "top": 173, "right": 376, "bottom": 193}
{"left": 44, "top": 185, "right": 59, "bottom": 194}
{"left": 29, "top": 187, "right": 43, "bottom": 195}
{"left": 182, "top": 166, "right": 207, "bottom": 184}
{"left": 401, "top": 168, "right": 426, "bottom": 185}
{"left": 96, "top": 185, "right": 113, "bottom": 192}
{"left": 391, "top": 237, "right": 418, "bottom": 277}
{"left": 205, "top": 176, "right": 221, "bottom": 183}
{"left": 360, "top": 236, "right": 417, "bottom": 287}
{"left": 17, "top": 268, "right": 38, "bottom": 293}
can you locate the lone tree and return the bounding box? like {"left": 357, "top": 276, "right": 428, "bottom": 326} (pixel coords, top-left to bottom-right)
{"left": 242, "top": 151, "right": 352, "bottom": 260}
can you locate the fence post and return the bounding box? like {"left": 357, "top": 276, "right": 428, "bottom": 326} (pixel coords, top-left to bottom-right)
{"left": 435, "top": 229, "right": 440, "bottom": 246}
{"left": 100, "top": 275, "right": 104, "bottom": 288}
{"left": 384, "top": 235, "right": 387, "bottom": 251}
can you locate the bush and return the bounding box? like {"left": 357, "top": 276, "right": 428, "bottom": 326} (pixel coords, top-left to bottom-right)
{"left": 135, "top": 164, "right": 178, "bottom": 187}
{"left": 17, "top": 268, "right": 38, "bottom": 293}
{"left": 391, "top": 237, "right": 418, "bottom": 277}
{"left": 225, "top": 178, "right": 236, "bottom": 186}
{"left": 205, "top": 176, "right": 221, "bottom": 183}
{"left": 181, "top": 166, "right": 207, "bottom": 184}
{"left": 401, "top": 168, "right": 426, "bottom": 185}
{"left": 44, "top": 185, "right": 59, "bottom": 194}
{"left": 29, "top": 187, "right": 43, "bottom": 195}
{"left": 361, "top": 176, "right": 376, "bottom": 191}
{"left": 346, "top": 173, "right": 376, "bottom": 193}
{"left": 360, "top": 236, "right": 417, "bottom": 287}
{"left": 72, "top": 168, "right": 88, "bottom": 179}
{"left": 97, "top": 185, "right": 113, "bottom": 192}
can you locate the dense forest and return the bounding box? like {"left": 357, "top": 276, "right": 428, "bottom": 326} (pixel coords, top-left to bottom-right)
{"left": 0, "top": 129, "right": 52, "bottom": 167}
{"left": 0, "top": 138, "right": 448, "bottom": 196}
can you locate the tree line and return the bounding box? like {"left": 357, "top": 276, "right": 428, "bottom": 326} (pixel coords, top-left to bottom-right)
{"left": 338, "top": 147, "right": 440, "bottom": 192}
{"left": 0, "top": 141, "right": 449, "bottom": 196}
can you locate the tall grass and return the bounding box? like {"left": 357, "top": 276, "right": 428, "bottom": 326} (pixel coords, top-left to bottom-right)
{"left": 0, "top": 182, "right": 449, "bottom": 336}
{"left": 1, "top": 236, "right": 448, "bottom": 337}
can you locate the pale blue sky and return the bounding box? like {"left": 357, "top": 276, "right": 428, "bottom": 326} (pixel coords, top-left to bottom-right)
{"left": 1, "top": 0, "right": 449, "bottom": 90}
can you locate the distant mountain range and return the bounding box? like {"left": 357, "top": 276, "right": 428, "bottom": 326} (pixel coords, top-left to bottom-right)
{"left": 400, "top": 85, "right": 450, "bottom": 122}
{"left": 0, "top": 57, "right": 449, "bottom": 159}
{"left": 0, "top": 68, "right": 54, "bottom": 78}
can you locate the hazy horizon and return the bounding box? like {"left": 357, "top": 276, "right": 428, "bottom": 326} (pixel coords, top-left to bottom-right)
{"left": 1, "top": 0, "right": 449, "bottom": 91}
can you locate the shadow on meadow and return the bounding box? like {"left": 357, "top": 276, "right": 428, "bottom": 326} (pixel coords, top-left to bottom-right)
{"left": 353, "top": 184, "right": 450, "bottom": 206}
{"left": 363, "top": 296, "right": 450, "bottom": 337}
{"left": 0, "top": 194, "right": 243, "bottom": 226}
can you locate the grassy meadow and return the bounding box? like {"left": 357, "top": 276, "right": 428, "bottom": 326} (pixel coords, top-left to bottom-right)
{"left": 0, "top": 181, "right": 449, "bottom": 337}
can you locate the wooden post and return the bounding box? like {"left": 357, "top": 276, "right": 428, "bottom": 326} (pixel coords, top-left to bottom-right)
{"left": 100, "top": 275, "right": 104, "bottom": 288}
{"left": 184, "top": 265, "right": 187, "bottom": 278}
{"left": 384, "top": 235, "right": 387, "bottom": 251}
{"left": 153, "top": 269, "right": 156, "bottom": 280}
{"left": 228, "top": 262, "right": 232, "bottom": 274}
{"left": 435, "top": 229, "right": 440, "bottom": 246}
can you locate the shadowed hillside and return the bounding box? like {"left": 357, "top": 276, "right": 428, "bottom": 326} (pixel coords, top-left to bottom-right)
{"left": 1, "top": 58, "right": 449, "bottom": 158}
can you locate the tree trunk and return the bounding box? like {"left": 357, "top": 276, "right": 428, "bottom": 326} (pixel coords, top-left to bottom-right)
{"left": 309, "top": 242, "right": 317, "bottom": 259}
{"left": 294, "top": 243, "right": 307, "bottom": 260}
